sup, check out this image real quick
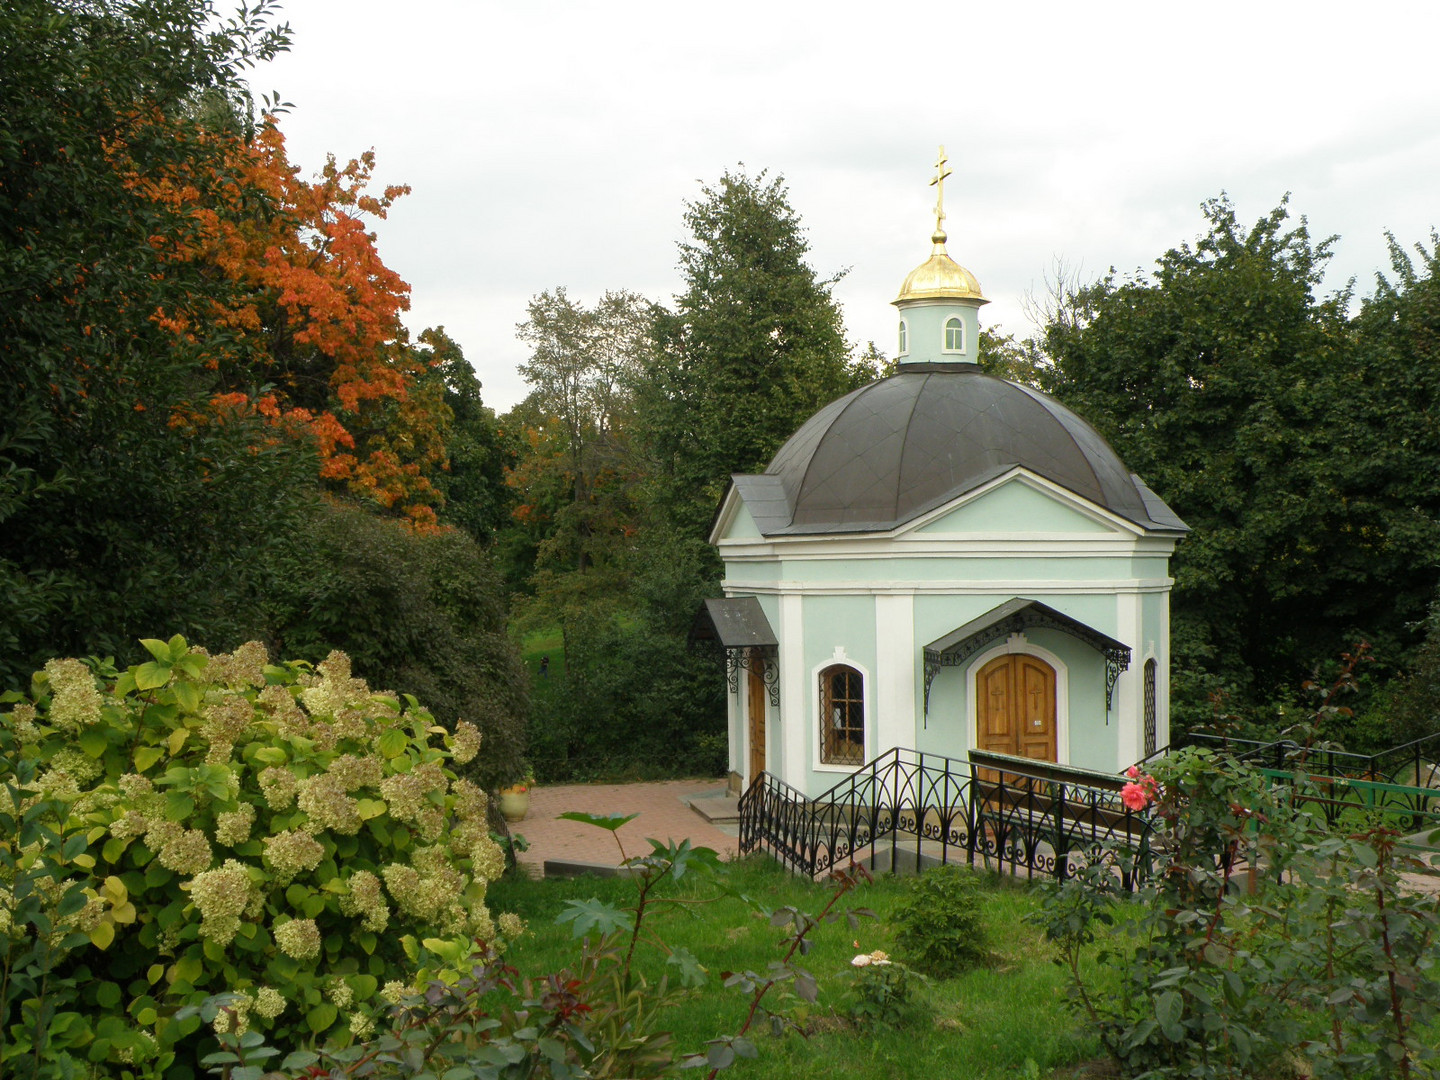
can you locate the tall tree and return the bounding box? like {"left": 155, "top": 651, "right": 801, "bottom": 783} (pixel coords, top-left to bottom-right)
{"left": 0, "top": 0, "right": 307, "bottom": 682}
{"left": 415, "top": 326, "right": 517, "bottom": 543}
{"left": 510, "top": 288, "right": 655, "bottom": 579}
{"left": 191, "top": 123, "right": 450, "bottom": 527}
{"left": 1040, "top": 197, "right": 1440, "bottom": 722}
{"left": 641, "top": 168, "right": 865, "bottom": 536}
{"left": 0, "top": 0, "right": 479, "bottom": 688}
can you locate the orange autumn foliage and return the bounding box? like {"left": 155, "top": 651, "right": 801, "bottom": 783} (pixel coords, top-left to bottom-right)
{"left": 122, "top": 113, "right": 448, "bottom": 527}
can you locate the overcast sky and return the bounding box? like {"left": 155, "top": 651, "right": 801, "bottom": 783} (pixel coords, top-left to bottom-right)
{"left": 254, "top": 0, "right": 1440, "bottom": 412}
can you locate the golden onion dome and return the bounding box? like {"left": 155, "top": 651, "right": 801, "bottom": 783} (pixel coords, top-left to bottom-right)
{"left": 893, "top": 228, "right": 987, "bottom": 305}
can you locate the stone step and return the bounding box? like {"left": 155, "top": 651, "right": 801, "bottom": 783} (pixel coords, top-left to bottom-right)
{"left": 686, "top": 793, "right": 741, "bottom": 824}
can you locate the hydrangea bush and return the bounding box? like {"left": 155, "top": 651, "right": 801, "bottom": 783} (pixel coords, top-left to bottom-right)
{"left": 0, "top": 636, "right": 515, "bottom": 1078}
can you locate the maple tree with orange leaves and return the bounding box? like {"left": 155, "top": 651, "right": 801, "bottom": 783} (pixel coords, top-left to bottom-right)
{"left": 137, "top": 118, "right": 449, "bottom": 527}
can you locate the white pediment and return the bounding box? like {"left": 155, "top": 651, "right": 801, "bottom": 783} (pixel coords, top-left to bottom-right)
{"left": 711, "top": 489, "right": 762, "bottom": 543}
{"left": 904, "top": 470, "right": 1142, "bottom": 539}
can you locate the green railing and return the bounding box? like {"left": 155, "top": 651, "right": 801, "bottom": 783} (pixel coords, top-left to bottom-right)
{"left": 1260, "top": 767, "right": 1440, "bottom": 837}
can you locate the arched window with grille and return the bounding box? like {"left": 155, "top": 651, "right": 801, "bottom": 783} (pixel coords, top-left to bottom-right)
{"left": 1143, "top": 659, "right": 1157, "bottom": 757}
{"left": 943, "top": 316, "right": 965, "bottom": 353}
{"left": 897, "top": 319, "right": 908, "bottom": 356}
{"left": 820, "top": 664, "right": 864, "bottom": 765}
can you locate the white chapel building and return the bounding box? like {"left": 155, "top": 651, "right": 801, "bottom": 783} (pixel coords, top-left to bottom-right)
{"left": 703, "top": 160, "right": 1188, "bottom": 799}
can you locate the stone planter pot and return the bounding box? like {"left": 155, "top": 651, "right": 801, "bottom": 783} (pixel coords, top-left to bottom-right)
{"left": 498, "top": 785, "right": 530, "bottom": 822}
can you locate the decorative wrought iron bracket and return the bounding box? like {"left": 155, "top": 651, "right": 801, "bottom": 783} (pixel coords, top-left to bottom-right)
{"left": 726, "top": 646, "right": 780, "bottom": 707}
{"left": 1104, "top": 646, "right": 1128, "bottom": 716}
{"left": 922, "top": 653, "right": 944, "bottom": 722}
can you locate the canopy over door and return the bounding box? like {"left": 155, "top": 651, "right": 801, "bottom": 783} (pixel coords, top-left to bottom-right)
{"left": 923, "top": 597, "right": 1130, "bottom": 715}
{"left": 692, "top": 597, "right": 780, "bottom": 706}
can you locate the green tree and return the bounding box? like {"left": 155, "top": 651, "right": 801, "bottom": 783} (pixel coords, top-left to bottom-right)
{"left": 1040, "top": 197, "right": 1440, "bottom": 725}
{"left": 415, "top": 326, "right": 518, "bottom": 543}
{"left": 264, "top": 500, "right": 528, "bottom": 790}
{"left": 977, "top": 326, "right": 1048, "bottom": 386}
{"left": 0, "top": 0, "right": 304, "bottom": 684}
{"left": 642, "top": 168, "right": 865, "bottom": 537}
{"left": 511, "top": 288, "right": 655, "bottom": 575}
{"left": 512, "top": 173, "right": 872, "bottom": 781}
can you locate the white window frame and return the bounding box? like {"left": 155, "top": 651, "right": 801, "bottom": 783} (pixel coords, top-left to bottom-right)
{"left": 943, "top": 316, "right": 966, "bottom": 354}
{"left": 811, "top": 650, "right": 872, "bottom": 773}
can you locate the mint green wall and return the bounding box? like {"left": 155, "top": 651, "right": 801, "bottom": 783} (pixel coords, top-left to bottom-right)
{"left": 1142, "top": 589, "right": 1167, "bottom": 747}
{"left": 1027, "top": 627, "right": 1116, "bottom": 771}
{"left": 911, "top": 592, "right": 1120, "bottom": 644}
{"left": 916, "top": 664, "right": 964, "bottom": 758}
{"left": 912, "top": 597, "right": 1121, "bottom": 764}
{"left": 897, "top": 300, "right": 980, "bottom": 365}
{"left": 911, "top": 624, "right": 1117, "bottom": 770}
{"left": 916, "top": 482, "right": 1113, "bottom": 534}
{"left": 723, "top": 502, "right": 762, "bottom": 539}
{"left": 716, "top": 472, "right": 1175, "bottom": 794}
{"left": 914, "top": 594, "right": 1015, "bottom": 647}
{"left": 726, "top": 555, "right": 1167, "bottom": 591}
{"left": 800, "top": 594, "right": 876, "bottom": 793}
{"left": 779, "top": 556, "right": 1135, "bottom": 584}
{"left": 1129, "top": 556, "right": 1170, "bottom": 579}
{"left": 723, "top": 562, "right": 781, "bottom": 586}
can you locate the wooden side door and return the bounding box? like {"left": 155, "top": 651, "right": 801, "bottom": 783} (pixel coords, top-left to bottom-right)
{"left": 976, "top": 654, "right": 1057, "bottom": 762}
{"left": 747, "top": 656, "right": 767, "bottom": 781}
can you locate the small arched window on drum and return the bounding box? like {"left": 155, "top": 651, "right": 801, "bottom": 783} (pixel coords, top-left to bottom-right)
{"left": 943, "top": 316, "right": 965, "bottom": 353}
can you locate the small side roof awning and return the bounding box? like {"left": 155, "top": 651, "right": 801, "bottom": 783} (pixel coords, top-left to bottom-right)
{"left": 691, "top": 597, "right": 778, "bottom": 650}
{"left": 923, "top": 597, "right": 1131, "bottom": 714}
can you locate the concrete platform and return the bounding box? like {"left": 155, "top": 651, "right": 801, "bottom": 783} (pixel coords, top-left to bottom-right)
{"left": 511, "top": 778, "right": 740, "bottom": 879}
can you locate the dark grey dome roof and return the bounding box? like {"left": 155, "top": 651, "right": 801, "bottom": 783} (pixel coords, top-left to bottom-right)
{"left": 729, "top": 364, "right": 1186, "bottom": 536}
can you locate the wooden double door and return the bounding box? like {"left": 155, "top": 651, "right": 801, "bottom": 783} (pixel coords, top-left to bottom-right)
{"left": 976, "top": 654, "right": 1057, "bottom": 762}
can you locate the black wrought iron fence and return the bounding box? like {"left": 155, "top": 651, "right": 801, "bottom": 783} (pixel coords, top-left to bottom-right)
{"left": 738, "top": 748, "right": 1157, "bottom": 888}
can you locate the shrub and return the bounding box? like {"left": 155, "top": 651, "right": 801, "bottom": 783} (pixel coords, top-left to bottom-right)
{"left": 0, "top": 745, "right": 95, "bottom": 1077}
{"left": 892, "top": 866, "right": 988, "bottom": 977}
{"left": 1389, "top": 602, "right": 1440, "bottom": 746}
{"left": 265, "top": 501, "right": 529, "bottom": 791}
{"left": 525, "top": 614, "right": 725, "bottom": 782}
{"left": 1036, "top": 747, "right": 1440, "bottom": 1080}
{"left": 845, "top": 948, "right": 927, "bottom": 1029}
{"left": 0, "top": 637, "right": 516, "bottom": 1079}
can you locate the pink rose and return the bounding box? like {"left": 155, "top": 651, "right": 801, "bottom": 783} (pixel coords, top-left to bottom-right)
{"left": 1120, "top": 782, "right": 1149, "bottom": 811}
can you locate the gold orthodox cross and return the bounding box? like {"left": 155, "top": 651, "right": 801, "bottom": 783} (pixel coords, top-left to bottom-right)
{"left": 930, "top": 145, "right": 953, "bottom": 235}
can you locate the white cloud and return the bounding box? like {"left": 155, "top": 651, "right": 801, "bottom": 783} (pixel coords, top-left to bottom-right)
{"left": 256, "top": 0, "right": 1440, "bottom": 410}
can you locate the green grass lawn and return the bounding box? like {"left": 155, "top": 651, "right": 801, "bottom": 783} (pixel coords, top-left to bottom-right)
{"left": 520, "top": 628, "right": 566, "bottom": 680}
{"left": 485, "top": 857, "right": 1110, "bottom": 1080}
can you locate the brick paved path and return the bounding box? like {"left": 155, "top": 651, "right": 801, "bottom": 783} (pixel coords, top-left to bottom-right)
{"left": 509, "top": 779, "right": 739, "bottom": 878}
